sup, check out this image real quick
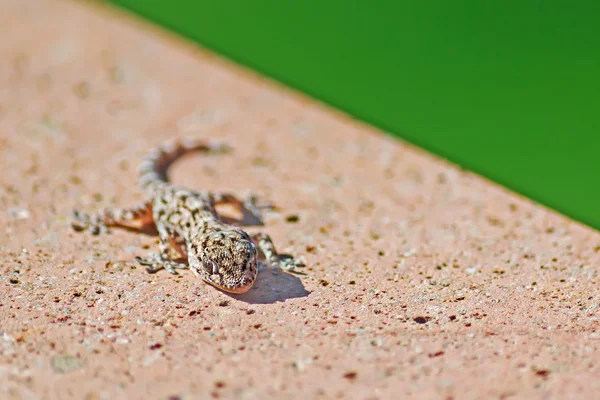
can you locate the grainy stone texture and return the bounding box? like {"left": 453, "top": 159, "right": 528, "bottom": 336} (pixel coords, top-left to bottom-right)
{"left": 1, "top": 1, "right": 599, "bottom": 399}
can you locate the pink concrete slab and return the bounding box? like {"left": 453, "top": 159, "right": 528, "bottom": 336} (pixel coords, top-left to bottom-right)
{"left": 0, "top": 1, "right": 599, "bottom": 399}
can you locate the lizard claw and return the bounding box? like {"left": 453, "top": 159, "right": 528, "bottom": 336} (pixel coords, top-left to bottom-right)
{"left": 135, "top": 254, "right": 162, "bottom": 273}
{"left": 272, "top": 254, "right": 305, "bottom": 271}
{"left": 243, "top": 195, "right": 279, "bottom": 221}
{"left": 71, "top": 209, "right": 110, "bottom": 235}
{"left": 135, "top": 254, "right": 187, "bottom": 275}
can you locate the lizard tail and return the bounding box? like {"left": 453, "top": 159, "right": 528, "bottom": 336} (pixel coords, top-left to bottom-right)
{"left": 137, "top": 137, "right": 231, "bottom": 193}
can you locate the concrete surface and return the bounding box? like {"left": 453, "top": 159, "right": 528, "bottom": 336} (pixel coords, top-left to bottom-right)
{"left": 1, "top": 1, "right": 599, "bottom": 399}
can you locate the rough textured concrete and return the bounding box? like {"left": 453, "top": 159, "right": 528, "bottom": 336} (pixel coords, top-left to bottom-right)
{"left": 1, "top": 1, "right": 599, "bottom": 399}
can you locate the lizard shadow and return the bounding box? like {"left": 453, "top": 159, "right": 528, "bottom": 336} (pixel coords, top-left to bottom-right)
{"left": 228, "top": 267, "right": 311, "bottom": 304}
{"left": 217, "top": 204, "right": 265, "bottom": 227}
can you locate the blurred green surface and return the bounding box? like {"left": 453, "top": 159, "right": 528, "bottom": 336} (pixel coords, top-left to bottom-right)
{"left": 109, "top": 0, "right": 600, "bottom": 230}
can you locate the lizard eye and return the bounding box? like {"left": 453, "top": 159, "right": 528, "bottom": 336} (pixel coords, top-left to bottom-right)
{"left": 246, "top": 259, "right": 257, "bottom": 273}
{"left": 201, "top": 255, "right": 218, "bottom": 275}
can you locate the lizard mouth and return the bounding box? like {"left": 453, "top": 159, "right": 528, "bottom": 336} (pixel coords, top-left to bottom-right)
{"left": 189, "top": 255, "right": 258, "bottom": 294}
{"left": 205, "top": 273, "right": 256, "bottom": 294}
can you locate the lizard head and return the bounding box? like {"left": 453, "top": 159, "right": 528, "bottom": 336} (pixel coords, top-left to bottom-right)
{"left": 188, "top": 229, "right": 258, "bottom": 294}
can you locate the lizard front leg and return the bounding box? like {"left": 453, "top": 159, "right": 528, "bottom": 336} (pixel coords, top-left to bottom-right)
{"left": 250, "top": 232, "right": 304, "bottom": 271}
{"left": 71, "top": 202, "right": 153, "bottom": 235}
{"left": 134, "top": 225, "right": 188, "bottom": 274}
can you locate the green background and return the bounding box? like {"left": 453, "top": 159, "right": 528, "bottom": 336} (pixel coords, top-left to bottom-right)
{"left": 109, "top": 0, "right": 600, "bottom": 230}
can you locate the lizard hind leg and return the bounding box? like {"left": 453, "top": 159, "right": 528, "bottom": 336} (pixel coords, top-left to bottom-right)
{"left": 71, "top": 201, "right": 154, "bottom": 235}
{"left": 212, "top": 192, "right": 276, "bottom": 225}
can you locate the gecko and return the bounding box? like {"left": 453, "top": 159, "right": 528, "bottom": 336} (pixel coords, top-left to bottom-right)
{"left": 71, "top": 137, "right": 303, "bottom": 294}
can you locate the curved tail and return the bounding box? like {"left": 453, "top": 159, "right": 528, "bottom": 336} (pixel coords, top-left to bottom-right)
{"left": 137, "top": 137, "right": 231, "bottom": 193}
